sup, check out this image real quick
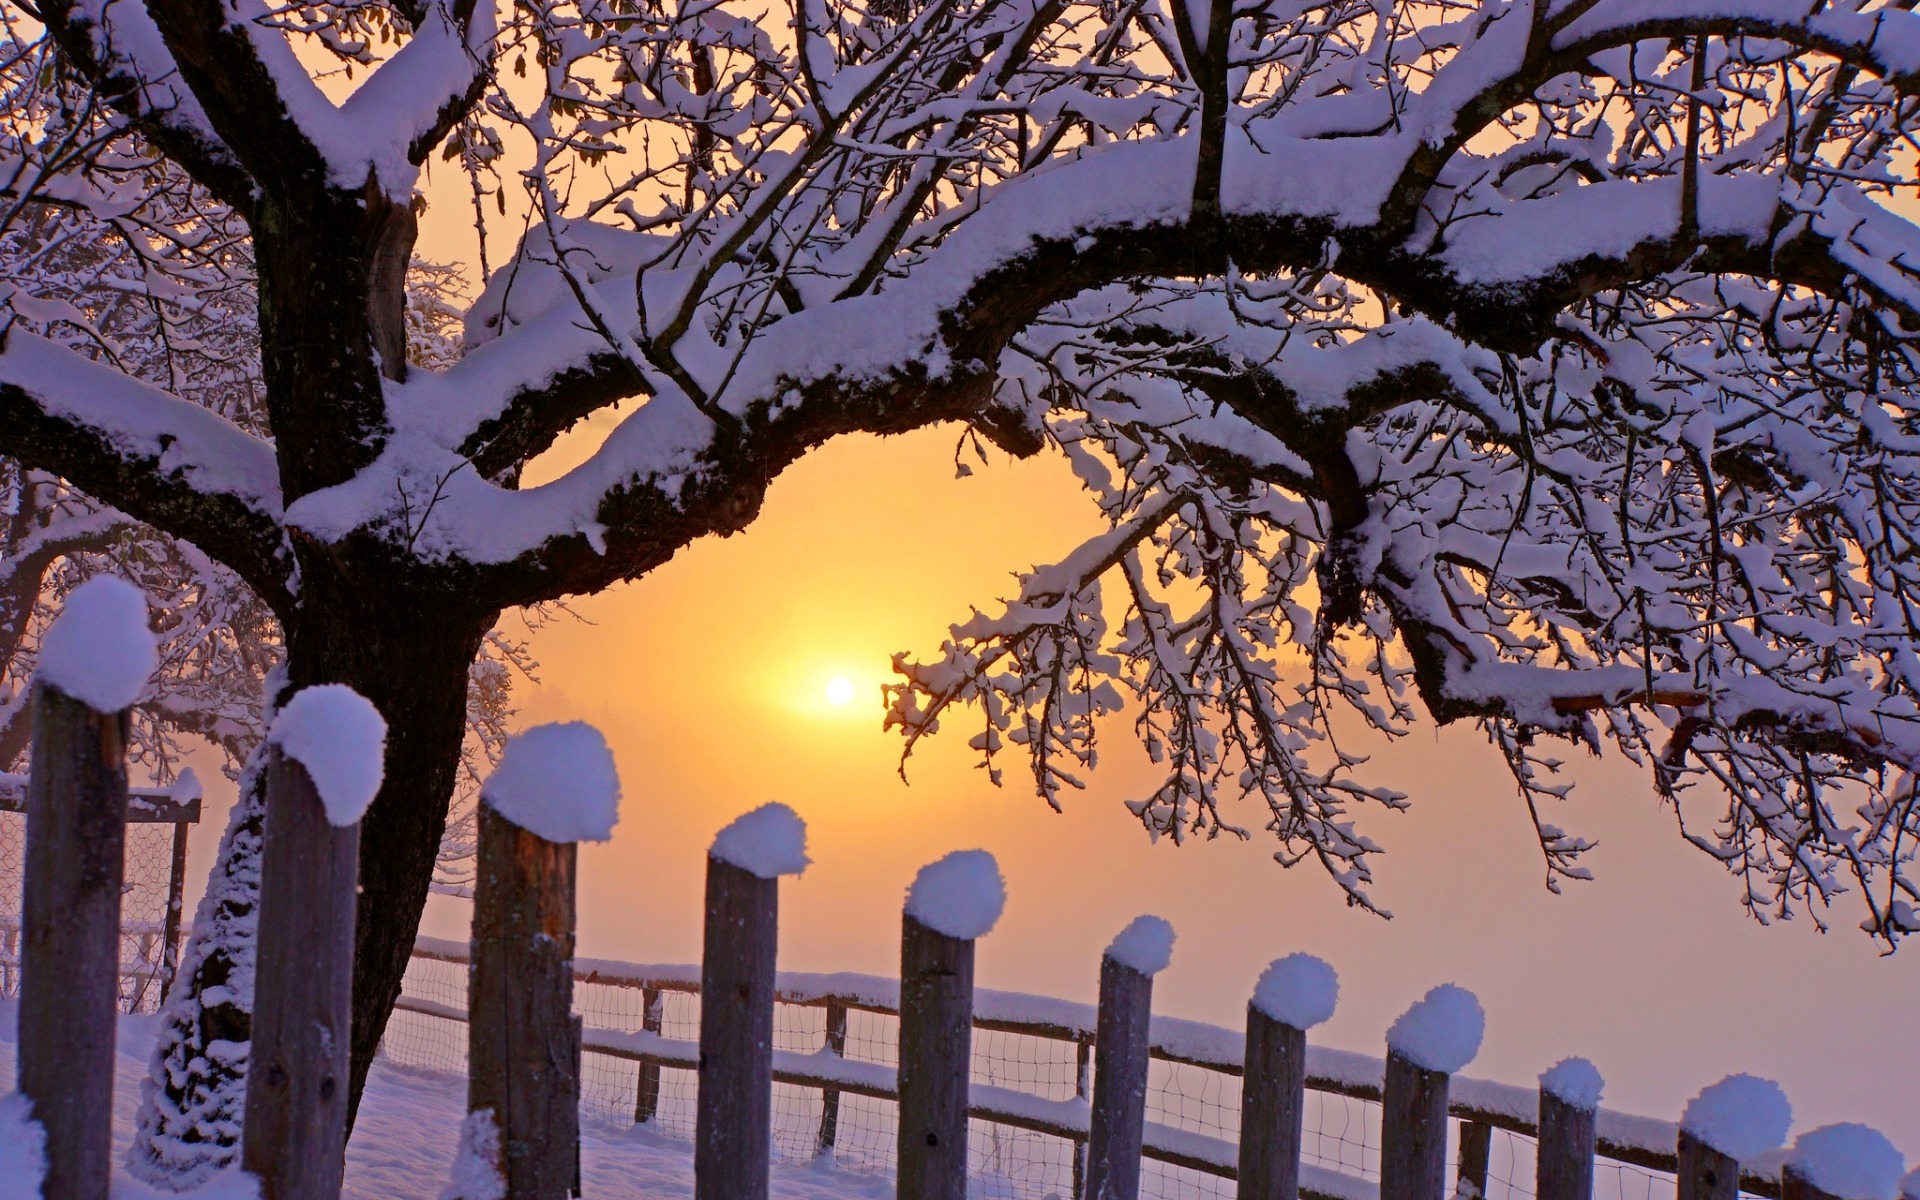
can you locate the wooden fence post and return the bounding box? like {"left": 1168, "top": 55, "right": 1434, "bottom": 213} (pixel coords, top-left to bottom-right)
{"left": 1537, "top": 1059, "right": 1602, "bottom": 1200}
{"left": 462, "top": 721, "right": 622, "bottom": 1200}
{"left": 159, "top": 808, "right": 192, "bottom": 996}
{"left": 695, "top": 803, "right": 809, "bottom": 1200}
{"left": 815, "top": 998, "right": 848, "bottom": 1158}
{"left": 1072, "top": 1038, "right": 1092, "bottom": 1200}
{"left": 897, "top": 850, "right": 1005, "bottom": 1200}
{"left": 18, "top": 576, "right": 155, "bottom": 1200}
{"left": 1677, "top": 1133, "right": 1740, "bottom": 1200}
{"left": 695, "top": 859, "right": 780, "bottom": 1200}
{"left": 1381, "top": 1053, "right": 1450, "bottom": 1200}
{"left": 633, "top": 988, "right": 664, "bottom": 1124}
{"left": 468, "top": 805, "right": 580, "bottom": 1199}
{"left": 1456, "top": 1123, "right": 1493, "bottom": 1200}
{"left": 1380, "top": 985, "right": 1483, "bottom": 1200}
{"left": 20, "top": 682, "right": 132, "bottom": 1200}
{"left": 1085, "top": 917, "right": 1172, "bottom": 1200}
{"left": 1239, "top": 954, "right": 1337, "bottom": 1200}
{"left": 242, "top": 741, "right": 368, "bottom": 1200}
{"left": 1676, "top": 1075, "right": 1790, "bottom": 1200}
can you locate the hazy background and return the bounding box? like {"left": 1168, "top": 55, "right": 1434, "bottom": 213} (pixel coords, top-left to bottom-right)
{"left": 173, "top": 414, "right": 1918, "bottom": 1153}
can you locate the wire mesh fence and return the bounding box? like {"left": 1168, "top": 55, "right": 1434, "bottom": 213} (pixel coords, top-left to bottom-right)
{"left": 0, "top": 805, "right": 190, "bottom": 1013}
{"left": 383, "top": 951, "right": 1697, "bottom": 1200}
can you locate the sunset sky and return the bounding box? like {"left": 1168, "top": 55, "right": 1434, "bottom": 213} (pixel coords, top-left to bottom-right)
{"left": 169, "top": 406, "right": 1920, "bottom": 1149}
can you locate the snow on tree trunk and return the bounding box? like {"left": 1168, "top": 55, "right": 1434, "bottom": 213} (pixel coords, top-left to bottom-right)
{"left": 128, "top": 747, "right": 267, "bottom": 1190}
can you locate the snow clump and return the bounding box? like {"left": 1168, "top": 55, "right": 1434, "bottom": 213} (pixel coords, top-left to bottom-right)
{"left": 710, "top": 803, "right": 810, "bottom": 878}
{"left": 1104, "top": 915, "right": 1175, "bottom": 975}
{"left": 1251, "top": 954, "right": 1339, "bottom": 1029}
{"left": 482, "top": 722, "right": 622, "bottom": 843}
{"left": 1785, "top": 1125, "right": 1905, "bottom": 1200}
{"left": 36, "top": 576, "right": 157, "bottom": 712}
{"left": 442, "top": 1109, "right": 506, "bottom": 1200}
{"left": 0, "top": 1093, "right": 44, "bottom": 1200}
{"left": 1680, "top": 1074, "right": 1792, "bottom": 1161}
{"left": 1385, "top": 984, "right": 1484, "bottom": 1074}
{"left": 269, "top": 685, "right": 388, "bottom": 826}
{"left": 1539, "top": 1058, "right": 1605, "bottom": 1111}
{"left": 904, "top": 850, "right": 1005, "bottom": 940}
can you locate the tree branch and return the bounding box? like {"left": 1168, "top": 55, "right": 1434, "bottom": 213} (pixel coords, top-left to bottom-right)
{"left": 0, "top": 330, "right": 290, "bottom": 609}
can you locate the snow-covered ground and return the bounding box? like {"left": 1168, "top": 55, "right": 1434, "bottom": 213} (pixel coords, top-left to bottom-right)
{"left": 0, "top": 1004, "right": 894, "bottom": 1200}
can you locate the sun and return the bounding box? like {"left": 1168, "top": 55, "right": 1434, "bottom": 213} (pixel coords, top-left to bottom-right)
{"left": 825, "top": 676, "right": 856, "bottom": 706}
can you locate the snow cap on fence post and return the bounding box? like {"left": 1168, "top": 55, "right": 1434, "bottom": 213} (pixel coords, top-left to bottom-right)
{"left": 1679, "top": 1074, "right": 1792, "bottom": 1162}
{"left": 1104, "top": 915, "right": 1175, "bottom": 975}
{"left": 481, "top": 721, "right": 622, "bottom": 843}
{"left": 1386, "top": 983, "right": 1484, "bottom": 1074}
{"left": 904, "top": 849, "right": 1005, "bottom": 939}
{"left": 1785, "top": 1125, "right": 1906, "bottom": 1200}
{"left": 1539, "top": 1057, "right": 1605, "bottom": 1112}
{"left": 268, "top": 684, "right": 388, "bottom": 826}
{"left": 709, "top": 803, "right": 810, "bottom": 878}
{"left": 1252, "top": 953, "right": 1339, "bottom": 1029}
{"left": 36, "top": 576, "right": 157, "bottom": 712}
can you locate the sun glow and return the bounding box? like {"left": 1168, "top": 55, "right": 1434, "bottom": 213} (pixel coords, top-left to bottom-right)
{"left": 825, "top": 677, "right": 856, "bottom": 706}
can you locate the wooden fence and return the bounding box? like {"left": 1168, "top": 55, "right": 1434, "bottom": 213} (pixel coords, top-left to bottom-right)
{"left": 393, "top": 936, "right": 1791, "bottom": 1200}
{"left": 0, "top": 770, "right": 199, "bottom": 1011}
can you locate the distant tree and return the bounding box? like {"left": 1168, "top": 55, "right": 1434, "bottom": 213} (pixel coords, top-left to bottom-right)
{"left": 7, "top": 0, "right": 1920, "bottom": 1180}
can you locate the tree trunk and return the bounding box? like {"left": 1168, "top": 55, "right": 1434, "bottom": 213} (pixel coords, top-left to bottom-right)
{"left": 275, "top": 593, "right": 490, "bottom": 1125}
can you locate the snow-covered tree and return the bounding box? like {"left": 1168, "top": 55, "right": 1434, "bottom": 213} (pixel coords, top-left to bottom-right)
{"left": 9, "top": 0, "right": 1920, "bottom": 1165}
{"left": 0, "top": 28, "right": 536, "bottom": 1176}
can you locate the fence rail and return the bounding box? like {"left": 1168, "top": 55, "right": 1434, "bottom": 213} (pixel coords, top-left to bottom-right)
{"left": 396, "top": 936, "right": 1786, "bottom": 1200}
{"left": 0, "top": 770, "right": 199, "bottom": 1013}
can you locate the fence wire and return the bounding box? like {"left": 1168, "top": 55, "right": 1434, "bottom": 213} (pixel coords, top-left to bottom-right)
{"left": 384, "top": 956, "right": 1706, "bottom": 1200}
{"left": 0, "top": 810, "right": 184, "bottom": 1013}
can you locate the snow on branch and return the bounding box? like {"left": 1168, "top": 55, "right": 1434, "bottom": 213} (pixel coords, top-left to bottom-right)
{"left": 0, "top": 330, "right": 290, "bottom": 604}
